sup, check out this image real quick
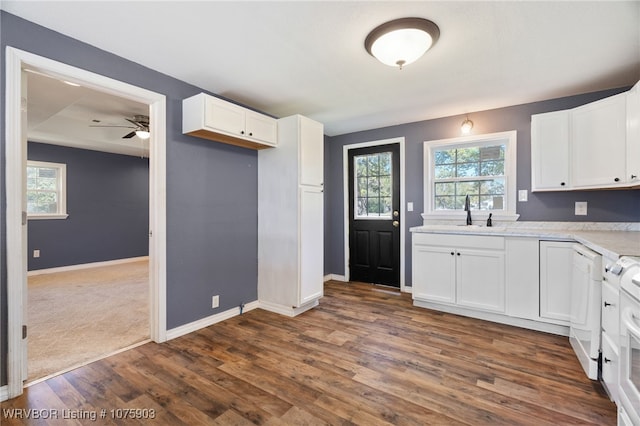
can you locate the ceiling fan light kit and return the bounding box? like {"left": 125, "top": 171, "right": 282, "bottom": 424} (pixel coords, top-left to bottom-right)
{"left": 365, "top": 17, "right": 440, "bottom": 70}
{"left": 90, "top": 114, "right": 150, "bottom": 139}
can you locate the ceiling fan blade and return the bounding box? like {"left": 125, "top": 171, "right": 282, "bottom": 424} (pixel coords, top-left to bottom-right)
{"left": 122, "top": 131, "right": 137, "bottom": 139}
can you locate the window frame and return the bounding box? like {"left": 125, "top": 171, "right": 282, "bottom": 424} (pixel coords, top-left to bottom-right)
{"left": 26, "top": 160, "right": 69, "bottom": 220}
{"left": 423, "top": 130, "right": 519, "bottom": 222}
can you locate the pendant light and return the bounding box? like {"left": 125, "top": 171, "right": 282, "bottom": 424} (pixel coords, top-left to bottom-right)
{"left": 365, "top": 18, "right": 440, "bottom": 70}
{"left": 461, "top": 116, "right": 474, "bottom": 135}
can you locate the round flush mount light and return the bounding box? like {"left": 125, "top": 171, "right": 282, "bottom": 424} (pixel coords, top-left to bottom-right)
{"left": 365, "top": 17, "right": 440, "bottom": 70}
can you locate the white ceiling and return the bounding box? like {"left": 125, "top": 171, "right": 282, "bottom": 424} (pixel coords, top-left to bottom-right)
{"left": 3, "top": 1, "right": 640, "bottom": 155}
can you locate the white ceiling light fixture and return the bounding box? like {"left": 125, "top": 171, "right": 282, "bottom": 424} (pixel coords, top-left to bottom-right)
{"left": 365, "top": 17, "right": 440, "bottom": 70}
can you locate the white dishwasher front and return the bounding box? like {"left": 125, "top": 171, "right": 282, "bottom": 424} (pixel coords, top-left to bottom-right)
{"left": 569, "top": 244, "right": 602, "bottom": 380}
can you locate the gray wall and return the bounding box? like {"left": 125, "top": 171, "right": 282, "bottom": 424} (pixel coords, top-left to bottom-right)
{"left": 324, "top": 89, "right": 640, "bottom": 284}
{"left": 1, "top": 11, "right": 259, "bottom": 385}
{"left": 27, "top": 142, "right": 149, "bottom": 270}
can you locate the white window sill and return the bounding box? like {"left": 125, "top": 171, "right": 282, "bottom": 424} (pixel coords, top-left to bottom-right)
{"left": 28, "top": 214, "right": 69, "bottom": 220}
{"left": 421, "top": 212, "right": 520, "bottom": 223}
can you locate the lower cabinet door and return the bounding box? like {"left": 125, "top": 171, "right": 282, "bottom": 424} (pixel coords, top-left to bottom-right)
{"left": 456, "top": 249, "right": 506, "bottom": 313}
{"left": 412, "top": 245, "right": 456, "bottom": 304}
{"left": 601, "top": 332, "right": 619, "bottom": 403}
{"left": 299, "top": 186, "right": 324, "bottom": 306}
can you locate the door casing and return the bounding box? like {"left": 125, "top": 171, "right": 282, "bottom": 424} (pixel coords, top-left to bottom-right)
{"left": 4, "top": 47, "right": 167, "bottom": 399}
{"left": 342, "top": 137, "right": 406, "bottom": 291}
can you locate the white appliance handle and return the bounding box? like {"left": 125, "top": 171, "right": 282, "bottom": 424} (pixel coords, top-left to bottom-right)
{"left": 623, "top": 308, "right": 640, "bottom": 338}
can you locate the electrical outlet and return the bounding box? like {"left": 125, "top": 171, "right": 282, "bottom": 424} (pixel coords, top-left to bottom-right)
{"left": 575, "top": 201, "right": 588, "bottom": 216}
{"left": 33, "top": 249, "right": 40, "bottom": 258}
{"left": 212, "top": 295, "right": 219, "bottom": 309}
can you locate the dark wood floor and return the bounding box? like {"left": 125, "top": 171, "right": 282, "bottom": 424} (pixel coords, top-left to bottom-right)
{"left": 2, "top": 281, "right": 616, "bottom": 425}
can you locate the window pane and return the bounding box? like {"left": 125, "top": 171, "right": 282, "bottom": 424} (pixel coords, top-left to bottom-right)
{"left": 480, "top": 178, "right": 505, "bottom": 195}
{"left": 435, "top": 164, "right": 455, "bottom": 179}
{"left": 367, "top": 177, "right": 379, "bottom": 197}
{"left": 37, "top": 168, "right": 57, "bottom": 179}
{"left": 457, "top": 181, "right": 480, "bottom": 196}
{"left": 435, "top": 196, "right": 455, "bottom": 210}
{"left": 379, "top": 153, "right": 391, "bottom": 175}
{"left": 367, "top": 198, "right": 380, "bottom": 215}
{"left": 356, "top": 156, "right": 368, "bottom": 177}
{"left": 435, "top": 182, "right": 454, "bottom": 196}
{"left": 456, "top": 162, "right": 479, "bottom": 177}
{"left": 379, "top": 176, "right": 391, "bottom": 197}
{"left": 368, "top": 155, "right": 379, "bottom": 175}
{"left": 435, "top": 149, "right": 456, "bottom": 165}
{"left": 380, "top": 197, "right": 392, "bottom": 215}
{"left": 357, "top": 177, "right": 368, "bottom": 197}
{"left": 480, "top": 160, "right": 504, "bottom": 176}
{"left": 357, "top": 198, "right": 367, "bottom": 216}
{"left": 457, "top": 147, "right": 479, "bottom": 163}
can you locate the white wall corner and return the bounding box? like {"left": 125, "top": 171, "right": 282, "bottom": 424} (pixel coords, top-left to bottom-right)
{"left": 324, "top": 274, "right": 347, "bottom": 282}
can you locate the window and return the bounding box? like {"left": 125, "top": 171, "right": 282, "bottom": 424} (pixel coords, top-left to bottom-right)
{"left": 424, "top": 131, "right": 518, "bottom": 221}
{"left": 27, "top": 160, "right": 68, "bottom": 219}
{"left": 354, "top": 152, "right": 393, "bottom": 218}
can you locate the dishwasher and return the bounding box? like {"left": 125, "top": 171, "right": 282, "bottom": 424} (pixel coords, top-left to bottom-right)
{"left": 569, "top": 244, "right": 602, "bottom": 380}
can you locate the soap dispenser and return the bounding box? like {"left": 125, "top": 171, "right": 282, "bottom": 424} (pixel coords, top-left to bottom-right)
{"left": 486, "top": 213, "right": 493, "bottom": 227}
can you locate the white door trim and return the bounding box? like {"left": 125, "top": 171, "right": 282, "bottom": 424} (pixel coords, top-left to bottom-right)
{"left": 342, "top": 137, "right": 406, "bottom": 291}
{"left": 4, "top": 47, "right": 167, "bottom": 399}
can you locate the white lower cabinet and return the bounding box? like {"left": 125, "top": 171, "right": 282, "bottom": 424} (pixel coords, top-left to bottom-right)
{"left": 539, "top": 241, "right": 575, "bottom": 324}
{"left": 412, "top": 234, "right": 505, "bottom": 314}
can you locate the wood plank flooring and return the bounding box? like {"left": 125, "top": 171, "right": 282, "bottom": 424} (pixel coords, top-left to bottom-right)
{"left": 2, "top": 281, "right": 616, "bottom": 425}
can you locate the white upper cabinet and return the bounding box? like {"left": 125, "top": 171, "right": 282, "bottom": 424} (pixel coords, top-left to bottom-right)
{"left": 531, "top": 110, "right": 570, "bottom": 191}
{"left": 530, "top": 82, "right": 640, "bottom": 191}
{"left": 571, "top": 93, "right": 627, "bottom": 188}
{"left": 627, "top": 81, "right": 640, "bottom": 186}
{"left": 183, "top": 93, "right": 277, "bottom": 150}
{"left": 299, "top": 117, "right": 324, "bottom": 186}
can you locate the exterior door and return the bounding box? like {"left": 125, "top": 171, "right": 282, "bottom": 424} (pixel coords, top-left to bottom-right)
{"left": 348, "top": 143, "right": 400, "bottom": 287}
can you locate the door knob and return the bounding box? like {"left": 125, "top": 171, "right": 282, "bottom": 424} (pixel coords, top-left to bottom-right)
{"left": 392, "top": 221, "right": 399, "bottom": 227}
{"left": 393, "top": 210, "right": 399, "bottom": 217}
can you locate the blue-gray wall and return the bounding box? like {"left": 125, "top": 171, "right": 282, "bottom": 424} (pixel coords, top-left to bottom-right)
{"left": 27, "top": 142, "right": 149, "bottom": 270}
{"left": 324, "top": 89, "right": 640, "bottom": 284}
{"left": 1, "top": 11, "right": 259, "bottom": 385}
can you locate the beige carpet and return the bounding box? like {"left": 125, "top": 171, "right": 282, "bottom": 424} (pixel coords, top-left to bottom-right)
{"left": 27, "top": 259, "right": 149, "bottom": 382}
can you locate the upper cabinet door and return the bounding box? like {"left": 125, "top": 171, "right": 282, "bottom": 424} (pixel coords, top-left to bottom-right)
{"left": 299, "top": 116, "right": 324, "bottom": 186}
{"left": 531, "top": 110, "right": 570, "bottom": 191}
{"left": 627, "top": 82, "right": 640, "bottom": 185}
{"left": 571, "top": 93, "right": 627, "bottom": 188}
{"left": 205, "top": 96, "right": 246, "bottom": 137}
{"left": 245, "top": 110, "right": 277, "bottom": 146}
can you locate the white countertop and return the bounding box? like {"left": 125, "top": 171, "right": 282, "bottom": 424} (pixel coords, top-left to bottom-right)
{"left": 410, "top": 222, "right": 640, "bottom": 259}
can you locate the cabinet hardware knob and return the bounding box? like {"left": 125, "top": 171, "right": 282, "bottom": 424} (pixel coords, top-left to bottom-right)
{"left": 604, "top": 301, "right": 612, "bottom": 307}
{"left": 604, "top": 357, "right": 611, "bottom": 363}
{"left": 450, "top": 252, "right": 455, "bottom": 256}
{"left": 240, "top": 130, "right": 245, "bottom": 135}
{"left": 614, "top": 177, "right": 620, "bottom": 182}
{"left": 249, "top": 132, "right": 253, "bottom": 136}
{"left": 632, "top": 174, "right": 638, "bottom": 179}
{"left": 560, "top": 182, "right": 565, "bottom": 186}
{"left": 457, "top": 252, "right": 461, "bottom": 256}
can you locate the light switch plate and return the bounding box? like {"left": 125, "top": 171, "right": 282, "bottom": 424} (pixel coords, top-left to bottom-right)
{"left": 518, "top": 190, "right": 528, "bottom": 202}
{"left": 575, "top": 201, "right": 588, "bottom": 216}
{"left": 407, "top": 202, "right": 414, "bottom": 212}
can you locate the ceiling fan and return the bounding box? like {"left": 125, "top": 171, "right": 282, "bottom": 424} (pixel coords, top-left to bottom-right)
{"left": 90, "top": 114, "right": 150, "bottom": 139}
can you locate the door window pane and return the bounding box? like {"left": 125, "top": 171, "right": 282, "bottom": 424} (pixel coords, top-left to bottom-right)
{"left": 354, "top": 152, "right": 393, "bottom": 218}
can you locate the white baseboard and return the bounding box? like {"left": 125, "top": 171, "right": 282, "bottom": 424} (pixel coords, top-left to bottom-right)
{"left": 28, "top": 256, "right": 149, "bottom": 276}
{"left": 0, "top": 385, "right": 8, "bottom": 402}
{"left": 166, "top": 300, "right": 259, "bottom": 340}
{"left": 259, "top": 299, "right": 319, "bottom": 317}
{"left": 324, "top": 274, "right": 347, "bottom": 282}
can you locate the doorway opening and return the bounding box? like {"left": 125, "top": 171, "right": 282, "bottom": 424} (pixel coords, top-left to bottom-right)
{"left": 342, "top": 137, "right": 406, "bottom": 290}
{"left": 5, "top": 47, "right": 167, "bottom": 399}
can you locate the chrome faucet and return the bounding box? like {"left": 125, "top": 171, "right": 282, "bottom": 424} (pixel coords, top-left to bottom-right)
{"left": 464, "top": 195, "right": 472, "bottom": 225}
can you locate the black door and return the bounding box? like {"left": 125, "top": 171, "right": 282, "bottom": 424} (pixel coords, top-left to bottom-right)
{"left": 348, "top": 143, "right": 400, "bottom": 287}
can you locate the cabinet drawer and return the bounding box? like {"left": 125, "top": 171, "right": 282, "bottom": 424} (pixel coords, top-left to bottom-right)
{"left": 413, "top": 233, "right": 504, "bottom": 250}
{"left": 601, "top": 332, "right": 619, "bottom": 403}
{"left": 602, "top": 280, "right": 619, "bottom": 337}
